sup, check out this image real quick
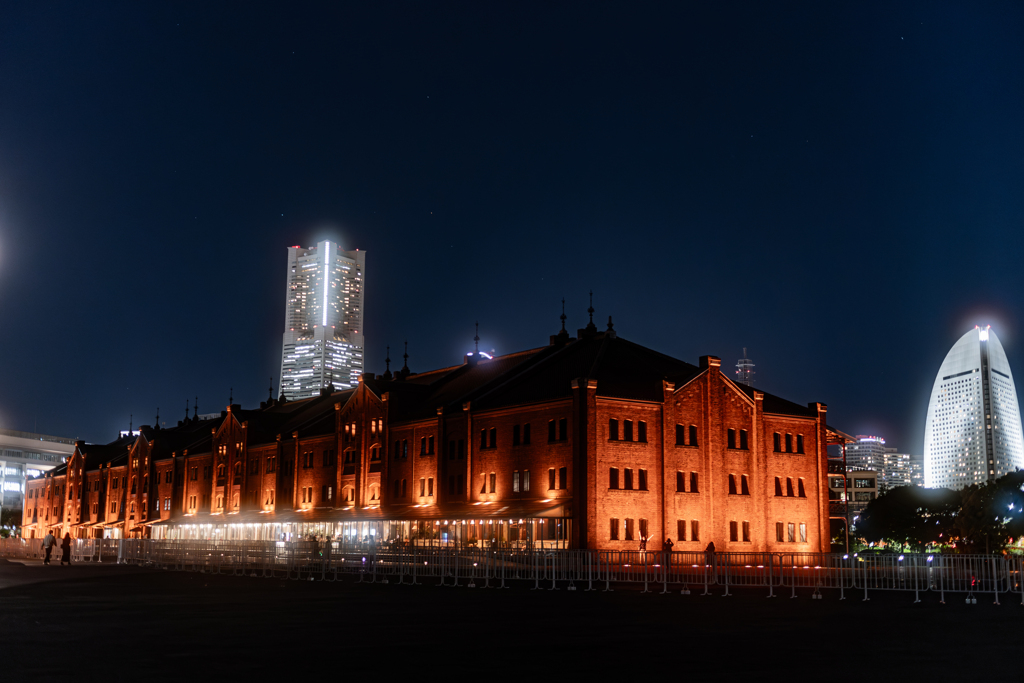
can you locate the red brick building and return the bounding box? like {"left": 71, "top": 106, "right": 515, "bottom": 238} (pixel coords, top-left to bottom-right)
{"left": 23, "top": 320, "right": 841, "bottom": 552}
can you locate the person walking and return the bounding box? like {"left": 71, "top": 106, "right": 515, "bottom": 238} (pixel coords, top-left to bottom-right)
{"left": 42, "top": 531, "right": 56, "bottom": 565}
{"left": 60, "top": 533, "right": 72, "bottom": 566}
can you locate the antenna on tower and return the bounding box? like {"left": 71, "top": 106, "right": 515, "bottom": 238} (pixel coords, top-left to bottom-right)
{"left": 474, "top": 322, "right": 480, "bottom": 354}
{"left": 735, "top": 348, "right": 755, "bottom": 387}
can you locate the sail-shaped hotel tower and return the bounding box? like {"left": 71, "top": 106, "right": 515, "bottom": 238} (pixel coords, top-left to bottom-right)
{"left": 924, "top": 326, "right": 1024, "bottom": 489}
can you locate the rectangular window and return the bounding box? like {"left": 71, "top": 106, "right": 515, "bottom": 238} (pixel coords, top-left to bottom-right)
{"left": 624, "top": 468, "right": 633, "bottom": 490}
{"left": 727, "top": 428, "right": 736, "bottom": 449}
{"left": 558, "top": 466, "right": 567, "bottom": 490}
{"left": 785, "top": 433, "right": 793, "bottom": 453}
{"left": 638, "top": 421, "right": 647, "bottom": 443}
{"left": 610, "top": 518, "right": 619, "bottom": 540}
{"left": 624, "top": 420, "right": 633, "bottom": 442}
{"left": 799, "top": 523, "right": 807, "bottom": 543}
{"left": 428, "top": 478, "right": 434, "bottom": 496}
{"left": 480, "top": 429, "right": 488, "bottom": 449}
{"left": 773, "top": 432, "right": 782, "bottom": 452}
{"left": 742, "top": 521, "right": 750, "bottom": 542}
{"left": 513, "top": 425, "right": 521, "bottom": 446}
{"left": 428, "top": 436, "right": 435, "bottom": 454}
{"left": 676, "top": 471, "right": 685, "bottom": 492}
{"left": 675, "top": 424, "right": 684, "bottom": 445}
{"left": 786, "top": 478, "right": 794, "bottom": 497}
{"left": 321, "top": 485, "right": 327, "bottom": 503}
{"left": 420, "top": 478, "right": 426, "bottom": 497}
{"left": 728, "top": 474, "right": 737, "bottom": 495}
{"left": 403, "top": 440, "right": 408, "bottom": 458}
{"left": 489, "top": 472, "right": 495, "bottom": 494}
{"left": 638, "top": 469, "right": 648, "bottom": 491}
{"left": 689, "top": 425, "right": 698, "bottom": 447}
{"left": 481, "top": 474, "right": 487, "bottom": 494}
{"left": 421, "top": 437, "right": 427, "bottom": 455}
{"left": 690, "top": 471, "right": 699, "bottom": 493}
{"left": 609, "top": 467, "right": 619, "bottom": 489}
{"left": 488, "top": 428, "right": 496, "bottom": 449}
{"left": 522, "top": 470, "right": 529, "bottom": 492}
{"left": 513, "top": 470, "right": 520, "bottom": 493}
{"left": 559, "top": 418, "right": 567, "bottom": 441}
{"left": 610, "top": 419, "right": 619, "bottom": 441}
{"left": 739, "top": 429, "right": 748, "bottom": 450}
{"left": 625, "top": 518, "right": 634, "bottom": 541}
{"left": 523, "top": 424, "right": 530, "bottom": 444}
{"left": 741, "top": 474, "right": 749, "bottom": 495}
{"left": 639, "top": 518, "right": 648, "bottom": 539}
{"left": 798, "top": 478, "right": 806, "bottom": 498}
{"left": 776, "top": 522, "right": 785, "bottom": 542}
{"left": 775, "top": 477, "right": 783, "bottom": 496}
{"left": 549, "top": 468, "right": 556, "bottom": 491}
{"left": 691, "top": 520, "right": 699, "bottom": 543}
{"left": 729, "top": 521, "right": 738, "bottom": 542}
{"left": 796, "top": 434, "right": 804, "bottom": 454}
{"left": 677, "top": 519, "right": 686, "bottom": 542}
{"left": 548, "top": 420, "right": 556, "bottom": 442}
{"left": 787, "top": 522, "right": 795, "bottom": 543}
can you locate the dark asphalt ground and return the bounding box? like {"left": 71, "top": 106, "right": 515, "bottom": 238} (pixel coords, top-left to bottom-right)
{"left": 1, "top": 558, "right": 1020, "bottom": 680}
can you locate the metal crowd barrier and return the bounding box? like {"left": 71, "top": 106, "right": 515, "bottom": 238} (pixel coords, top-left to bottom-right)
{"left": 2, "top": 538, "right": 1022, "bottom": 604}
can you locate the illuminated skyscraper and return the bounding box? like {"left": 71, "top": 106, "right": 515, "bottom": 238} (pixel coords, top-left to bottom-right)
{"left": 924, "top": 326, "right": 1024, "bottom": 489}
{"left": 735, "top": 348, "right": 755, "bottom": 386}
{"left": 279, "top": 241, "right": 365, "bottom": 400}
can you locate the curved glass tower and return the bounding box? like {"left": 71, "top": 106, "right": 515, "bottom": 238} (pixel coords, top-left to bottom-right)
{"left": 924, "top": 326, "right": 1024, "bottom": 489}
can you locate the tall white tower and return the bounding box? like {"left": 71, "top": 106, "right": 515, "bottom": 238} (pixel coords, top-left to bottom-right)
{"left": 279, "top": 241, "right": 365, "bottom": 400}
{"left": 923, "top": 326, "right": 1024, "bottom": 489}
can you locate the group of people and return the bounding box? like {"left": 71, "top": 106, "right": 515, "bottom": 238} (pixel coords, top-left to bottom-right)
{"left": 637, "top": 535, "right": 717, "bottom": 564}
{"left": 41, "top": 531, "right": 72, "bottom": 566}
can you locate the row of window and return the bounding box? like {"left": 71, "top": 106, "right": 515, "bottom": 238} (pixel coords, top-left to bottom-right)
{"left": 609, "top": 517, "right": 650, "bottom": 541}
{"left": 609, "top": 467, "right": 648, "bottom": 491}
{"left": 774, "top": 433, "right": 805, "bottom": 454}
{"left": 609, "top": 419, "right": 647, "bottom": 443}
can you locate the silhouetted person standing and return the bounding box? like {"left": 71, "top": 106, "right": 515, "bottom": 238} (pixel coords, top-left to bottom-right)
{"left": 704, "top": 541, "right": 716, "bottom": 567}
{"left": 60, "top": 533, "right": 72, "bottom": 566}
{"left": 42, "top": 531, "right": 55, "bottom": 565}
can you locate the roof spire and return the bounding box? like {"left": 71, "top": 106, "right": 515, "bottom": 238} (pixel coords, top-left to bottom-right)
{"left": 399, "top": 340, "right": 410, "bottom": 379}
{"left": 383, "top": 345, "right": 393, "bottom": 380}
{"left": 584, "top": 290, "right": 597, "bottom": 335}
{"left": 155, "top": 407, "right": 160, "bottom": 430}
{"left": 268, "top": 378, "right": 274, "bottom": 402}
{"left": 474, "top": 321, "right": 480, "bottom": 354}
{"left": 607, "top": 315, "right": 616, "bottom": 337}
{"left": 560, "top": 298, "right": 567, "bottom": 331}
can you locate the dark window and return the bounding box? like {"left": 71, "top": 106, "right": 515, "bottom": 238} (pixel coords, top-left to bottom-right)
{"left": 773, "top": 433, "right": 782, "bottom": 452}
{"left": 625, "top": 518, "right": 635, "bottom": 541}
{"left": 728, "top": 474, "right": 737, "bottom": 494}
{"left": 610, "top": 419, "right": 619, "bottom": 441}
{"left": 609, "top": 467, "right": 619, "bottom": 489}
{"left": 798, "top": 478, "right": 806, "bottom": 498}
{"left": 522, "top": 470, "right": 529, "bottom": 492}
{"left": 729, "top": 521, "right": 738, "bottom": 542}
{"left": 488, "top": 428, "right": 496, "bottom": 449}
{"left": 739, "top": 429, "right": 748, "bottom": 450}
{"left": 797, "top": 435, "right": 805, "bottom": 454}
{"left": 428, "top": 478, "right": 434, "bottom": 496}
{"left": 610, "top": 518, "right": 619, "bottom": 541}
{"left": 321, "top": 485, "right": 327, "bottom": 503}
{"left": 775, "top": 477, "right": 783, "bottom": 496}
{"left": 548, "top": 420, "right": 556, "bottom": 442}
{"left": 624, "top": 468, "right": 634, "bottom": 490}
{"left": 638, "top": 469, "right": 648, "bottom": 491}
{"left": 776, "top": 522, "right": 785, "bottom": 542}
{"left": 428, "top": 436, "right": 434, "bottom": 454}
{"left": 689, "top": 425, "right": 698, "bottom": 447}
{"left": 637, "top": 421, "right": 647, "bottom": 443}
{"left": 639, "top": 518, "right": 649, "bottom": 539}
{"left": 420, "top": 437, "right": 427, "bottom": 455}
{"left": 558, "top": 466, "right": 567, "bottom": 490}
{"left": 489, "top": 472, "right": 495, "bottom": 493}
{"left": 481, "top": 475, "right": 487, "bottom": 494}
{"left": 676, "top": 471, "right": 684, "bottom": 492}
{"left": 513, "top": 470, "right": 520, "bottom": 493}
{"left": 691, "top": 520, "right": 700, "bottom": 542}
{"left": 420, "top": 478, "right": 425, "bottom": 497}
{"left": 727, "top": 429, "right": 736, "bottom": 449}
{"left": 558, "top": 418, "right": 567, "bottom": 441}
{"left": 624, "top": 420, "right": 633, "bottom": 442}
{"left": 480, "top": 429, "right": 488, "bottom": 449}
{"left": 742, "top": 521, "right": 751, "bottom": 543}
{"left": 548, "top": 468, "right": 556, "bottom": 491}
{"left": 741, "top": 474, "right": 749, "bottom": 495}
{"left": 675, "top": 424, "right": 684, "bottom": 446}
{"left": 522, "top": 424, "right": 530, "bottom": 445}
{"left": 785, "top": 433, "right": 793, "bottom": 453}
{"left": 677, "top": 519, "right": 687, "bottom": 541}
{"left": 786, "top": 478, "right": 794, "bottom": 497}
{"left": 690, "top": 471, "right": 699, "bottom": 493}
{"left": 403, "top": 440, "right": 408, "bottom": 458}
{"left": 512, "top": 425, "right": 521, "bottom": 446}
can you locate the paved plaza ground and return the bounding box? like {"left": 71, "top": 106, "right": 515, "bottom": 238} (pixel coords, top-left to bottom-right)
{"left": 1, "top": 557, "right": 1019, "bottom": 678}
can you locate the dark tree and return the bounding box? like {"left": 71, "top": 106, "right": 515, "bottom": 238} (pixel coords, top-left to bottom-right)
{"left": 857, "top": 485, "right": 959, "bottom": 551}
{"left": 953, "top": 470, "right": 1024, "bottom": 554}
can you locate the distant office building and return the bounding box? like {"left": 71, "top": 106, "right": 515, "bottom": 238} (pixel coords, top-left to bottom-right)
{"left": 880, "top": 451, "right": 912, "bottom": 491}
{"left": 909, "top": 453, "right": 924, "bottom": 487}
{"left": 846, "top": 435, "right": 892, "bottom": 472}
{"left": 827, "top": 468, "right": 878, "bottom": 523}
{"left": 924, "top": 326, "right": 1024, "bottom": 489}
{"left": 280, "top": 241, "right": 365, "bottom": 400}
{"left": 735, "top": 348, "right": 755, "bottom": 386}
{"left": 0, "top": 429, "right": 76, "bottom": 517}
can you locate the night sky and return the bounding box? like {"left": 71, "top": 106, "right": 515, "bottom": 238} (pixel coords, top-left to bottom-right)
{"left": 1, "top": 3, "right": 1022, "bottom": 451}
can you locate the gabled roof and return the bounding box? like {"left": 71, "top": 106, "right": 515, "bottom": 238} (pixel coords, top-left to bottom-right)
{"left": 734, "top": 384, "right": 818, "bottom": 418}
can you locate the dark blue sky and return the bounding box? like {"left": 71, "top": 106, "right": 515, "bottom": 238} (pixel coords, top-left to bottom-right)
{"left": 1, "top": 2, "right": 1022, "bottom": 450}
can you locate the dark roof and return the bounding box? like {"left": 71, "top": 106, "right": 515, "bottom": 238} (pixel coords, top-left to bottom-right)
{"left": 734, "top": 383, "right": 818, "bottom": 418}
